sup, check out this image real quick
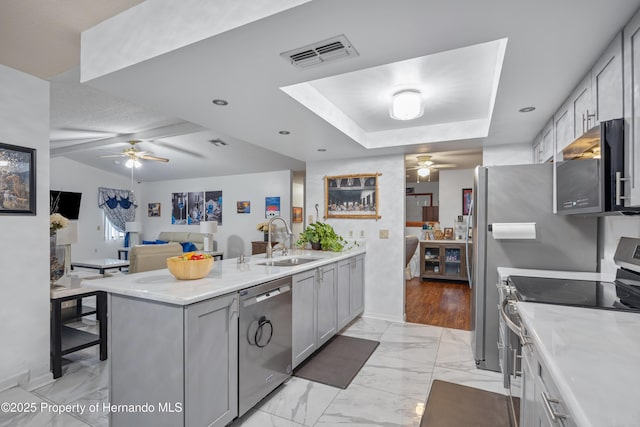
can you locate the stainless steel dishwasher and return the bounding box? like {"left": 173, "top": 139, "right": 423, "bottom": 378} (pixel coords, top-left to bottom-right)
{"left": 238, "top": 276, "right": 292, "bottom": 416}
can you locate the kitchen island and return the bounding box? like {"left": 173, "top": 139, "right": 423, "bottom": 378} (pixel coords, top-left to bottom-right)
{"left": 82, "top": 248, "right": 366, "bottom": 427}
{"left": 517, "top": 302, "right": 640, "bottom": 427}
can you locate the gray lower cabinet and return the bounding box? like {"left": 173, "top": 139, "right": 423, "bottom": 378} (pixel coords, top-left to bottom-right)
{"left": 520, "top": 329, "right": 576, "bottom": 427}
{"left": 337, "top": 260, "right": 351, "bottom": 330}
{"left": 317, "top": 263, "right": 337, "bottom": 347}
{"left": 109, "top": 293, "right": 238, "bottom": 427}
{"left": 350, "top": 255, "right": 365, "bottom": 317}
{"left": 292, "top": 269, "right": 317, "bottom": 368}
{"left": 293, "top": 255, "right": 365, "bottom": 368}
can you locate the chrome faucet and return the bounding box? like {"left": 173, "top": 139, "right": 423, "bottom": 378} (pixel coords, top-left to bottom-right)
{"left": 266, "top": 216, "right": 293, "bottom": 259}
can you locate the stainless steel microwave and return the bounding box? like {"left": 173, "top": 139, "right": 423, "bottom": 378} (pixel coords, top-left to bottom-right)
{"left": 556, "top": 118, "right": 639, "bottom": 215}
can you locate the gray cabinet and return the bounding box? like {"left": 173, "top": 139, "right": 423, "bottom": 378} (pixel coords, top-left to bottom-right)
{"left": 293, "top": 255, "right": 365, "bottom": 368}
{"left": 520, "top": 328, "right": 577, "bottom": 427}
{"left": 337, "top": 260, "right": 352, "bottom": 330}
{"left": 350, "top": 254, "right": 365, "bottom": 317}
{"left": 292, "top": 269, "right": 317, "bottom": 368}
{"left": 593, "top": 33, "right": 623, "bottom": 123}
{"left": 109, "top": 293, "right": 238, "bottom": 427}
{"left": 317, "top": 263, "right": 337, "bottom": 347}
{"left": 624, "top": 10, "right": 640, "bottom": 206}
{"left": 553, "top": 99, "right": 573, "bottom": 156}
{"left": 185, "top": 295, "right": 238, "bottom": 427}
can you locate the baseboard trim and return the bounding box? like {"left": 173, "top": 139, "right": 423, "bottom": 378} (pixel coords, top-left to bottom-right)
{"left": 0, "top": 369, "right": 53, "bottom": 393}
{"left": 361, "top": 311, "right": 405, "bottom": 323}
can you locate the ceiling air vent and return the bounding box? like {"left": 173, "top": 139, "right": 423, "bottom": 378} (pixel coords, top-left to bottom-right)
{"left": 281, "top": 35, "right": 359, "bottom": 70}
{"left": 208, "top": 139, "right": 228, "bottom": 147}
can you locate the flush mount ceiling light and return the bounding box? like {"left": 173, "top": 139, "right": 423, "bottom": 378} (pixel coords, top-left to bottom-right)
{"left": 519, "top": 106, "right": 536, "bottom": 113}
{"left": 212, "top": 99, "right": 228, "bottom": 106}
{"left": 390, "top": 89, "right": 423, "bottom": 121}
{"left": 278, "top": 130, "right": 291, "bottom": 135}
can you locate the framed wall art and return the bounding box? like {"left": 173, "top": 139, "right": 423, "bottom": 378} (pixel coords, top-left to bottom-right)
{"left": 148, "top": 202, "right": 161, "bottom": 217}
{"left": 265, "top": 196, "right": 280, "bottom": 218}
{"left": 237, "top": 201, "right": 250, "bottom": 213}
{"left": 0, "top": 142, "right": 36, "bottom": 215}
{"left": 325, "top": 173, "right": 381, "bottom": 219}
{"left": 462, "top": 188, "right": 473, "bottom": 216}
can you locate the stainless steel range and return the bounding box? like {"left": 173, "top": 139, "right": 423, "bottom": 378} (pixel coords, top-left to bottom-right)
{"left": 498, "top": 237, "right": 640, "bottom": 426}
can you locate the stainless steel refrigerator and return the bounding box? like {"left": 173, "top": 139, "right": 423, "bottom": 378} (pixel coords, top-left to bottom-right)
{"left": 469, "top": 164, "right": 598, "bottom": 372}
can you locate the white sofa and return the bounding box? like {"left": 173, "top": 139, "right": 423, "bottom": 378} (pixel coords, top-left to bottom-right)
{"left": 156, "top": 231, "right": 217, "bottom": 251}
{"left": 129, "top": 242, "right": 183, "bottom": 273}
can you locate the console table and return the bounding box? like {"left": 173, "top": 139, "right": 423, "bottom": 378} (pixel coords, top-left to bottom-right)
{"left": 50, "top": 286, "right": 107, "bottom": 378}
{"left": 71, "top": 258, "right": 129, "bottom": 274}
{"left": 251, "top": 241, "right": 278, "bottom": 255}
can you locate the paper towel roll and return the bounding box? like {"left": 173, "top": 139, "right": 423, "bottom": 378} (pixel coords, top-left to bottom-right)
{"left": 491, "top": 222, "right": 536, "bottom": 240}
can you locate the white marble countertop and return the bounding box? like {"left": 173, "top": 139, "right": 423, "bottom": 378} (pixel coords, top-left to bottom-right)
{"left": 82, "top": 248, "right": 366, "bottom": 306}
{"left": 517, "top": 302, "right": 640, "bottom": 427}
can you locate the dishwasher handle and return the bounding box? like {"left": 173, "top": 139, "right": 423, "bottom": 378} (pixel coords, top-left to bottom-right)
{"left": 243, "top": 285, "right": 291, "bottom": 307}
{"left": 255, "top": 316, "right": 274, "bottom": 348}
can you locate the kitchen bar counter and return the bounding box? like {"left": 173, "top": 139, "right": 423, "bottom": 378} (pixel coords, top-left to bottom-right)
{"left": 82, "top": 248, "right": 366, "bottom": 305}
{"left": 517, "top": 302, "right": 640, "bottom": 427}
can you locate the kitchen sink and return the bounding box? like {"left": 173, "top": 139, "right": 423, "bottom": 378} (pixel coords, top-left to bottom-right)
{"left": 257, "top": 257, "right": 321, "bottom": 267}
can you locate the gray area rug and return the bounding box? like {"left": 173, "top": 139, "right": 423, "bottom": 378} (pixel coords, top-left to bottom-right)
{"left": 421, "top": 380, "right": 511, "bottom": 427}
{"left": 293, "top": 335, "right": 379, "bottom": 389}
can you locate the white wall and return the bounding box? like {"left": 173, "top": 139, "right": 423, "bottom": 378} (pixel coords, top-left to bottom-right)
{"left": 0, "top": 65, "right": 51, "bottom": 390}
{"left": 437, "top": 168, "right": 474, "bottom": 229}
{"left": 306, "top": 155, "right": 406, "bottom": 322}
{"left": 50, "top": 157, "right": 134, "bottom": 260}
{"left": 483, "top": 143, "right": 533, "bottom": 166}
{"left": 139, "top": 170, "right": 292, "bottom": 258}
{"left": 405, "top": 181, "right": 439, "bottom": 222}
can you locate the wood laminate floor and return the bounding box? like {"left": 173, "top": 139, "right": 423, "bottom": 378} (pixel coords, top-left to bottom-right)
{"left": 405, "top": 277, "right": 471, "bottom": 330}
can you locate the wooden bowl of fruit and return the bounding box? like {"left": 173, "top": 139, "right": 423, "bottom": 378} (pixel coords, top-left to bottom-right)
{"left": 167, "top": 252, "right": 214, "bottom": 280}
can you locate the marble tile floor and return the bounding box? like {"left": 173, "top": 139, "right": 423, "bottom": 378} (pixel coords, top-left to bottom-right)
{"left": 0, "top": 317, "right": 505, "bottom": 427}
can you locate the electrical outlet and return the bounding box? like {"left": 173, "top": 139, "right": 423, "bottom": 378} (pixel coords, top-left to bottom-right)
{"left": 348, "top": 230, "right": 354, "bottom": 237}
{"left": 96, "top": 225, "right": 100, "bottom": 231}
{"left": 308, "top": 215, "right": 314, "bottom": 223}
{"left": 379, "top": 229, "right": 389, "bottom": 239}
{"left": 359, "top": 230, "right": 365, "bottom": 238}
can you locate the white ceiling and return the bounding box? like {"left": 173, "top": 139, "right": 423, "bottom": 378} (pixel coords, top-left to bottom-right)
{"left": 3, "top": 0, "right": 640, "bottom": 183}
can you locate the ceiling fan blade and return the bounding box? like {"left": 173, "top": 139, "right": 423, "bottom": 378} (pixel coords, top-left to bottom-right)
{"left": 98, "top": 154, "right": 125, "bottom": 158}
{"left": 138, "top": 154, "right": 170, "bottom": 162}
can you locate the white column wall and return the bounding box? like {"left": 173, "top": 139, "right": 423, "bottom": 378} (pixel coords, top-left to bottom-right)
{"left": 0, "top": 65, "right": 51, "bottom": 390}
{"left": 306, "top": 155, "right": 406, "bottom": 322}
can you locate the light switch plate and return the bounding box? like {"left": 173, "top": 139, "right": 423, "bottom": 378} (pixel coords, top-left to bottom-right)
{"left": 308, "top": 215, "right": 314, "bottom": 223}
{"left": 379, "top": 229, "right": 389, "bottom": 239}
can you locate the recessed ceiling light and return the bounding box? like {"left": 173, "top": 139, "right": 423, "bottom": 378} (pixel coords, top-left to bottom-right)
{"left": 212, "top": 99, "right": 228, "bottom": 106}
{"left": 519, "top": 106, "right": 536, "bottom": 113}
{"left": 317, "top": 148, "right": 327, "bottom": 152}
{"left": 278, "top": 130, "right": 290, "bottom": 135}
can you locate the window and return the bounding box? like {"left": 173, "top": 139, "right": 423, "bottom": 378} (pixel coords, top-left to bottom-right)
{"left": 104, "top": 212, "right": 124, "bottom": 241}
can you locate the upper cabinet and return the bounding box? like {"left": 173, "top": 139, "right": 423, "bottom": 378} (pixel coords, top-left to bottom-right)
{"left": 535, "top": 32, "right": 625, "bottom": 162}
{"left": 624, "top": 10, "right": 640, "bottom": 206}
{"left": 593, "top": 33, "right": 623, "bottom": 123}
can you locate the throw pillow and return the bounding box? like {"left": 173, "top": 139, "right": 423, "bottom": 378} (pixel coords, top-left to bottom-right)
{"left": 142, "top": 240, "right": 157, "bottom": 245}
{"left": 155, "top": 240, "right": 169, "bottom": 244}
{"left": 180, "top": 241, "right": 197, "bottom": 252}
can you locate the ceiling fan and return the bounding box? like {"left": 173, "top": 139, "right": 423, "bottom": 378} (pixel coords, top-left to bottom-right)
{"left": 407, "top": 155, "right": 456, "bottom": 182}
{"left": 98, "top": 140, "right": 169, "bottom": 168}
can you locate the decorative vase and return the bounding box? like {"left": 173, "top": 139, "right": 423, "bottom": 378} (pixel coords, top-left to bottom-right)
{"left": 264, "top": 232, "right": 269, "bottom": 242}
{"left": 50, "top": 233, "right": 65, "bottom": 286}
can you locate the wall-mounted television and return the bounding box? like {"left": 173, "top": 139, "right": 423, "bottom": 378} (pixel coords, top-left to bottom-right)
{"left": 50, "top": 190, "right": 82, "bottom": 220}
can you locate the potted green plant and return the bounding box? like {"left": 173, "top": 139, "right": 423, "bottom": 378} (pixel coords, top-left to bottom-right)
{"left": 296, "top": 222, "right": 348, "bottom": 252}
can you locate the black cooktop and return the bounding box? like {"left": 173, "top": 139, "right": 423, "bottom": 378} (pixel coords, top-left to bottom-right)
{"left": 507, "top": 275, "right": 640, "bottom": 312}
